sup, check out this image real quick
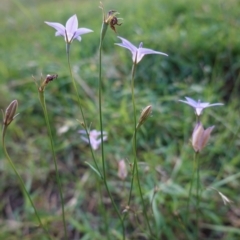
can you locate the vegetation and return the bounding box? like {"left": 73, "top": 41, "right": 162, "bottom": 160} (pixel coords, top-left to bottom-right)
{"left": 1, "top": 0, "right": 240, "bottom": 239}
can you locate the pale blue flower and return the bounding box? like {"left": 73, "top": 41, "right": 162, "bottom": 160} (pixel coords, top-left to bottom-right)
{"left": 45, "top": 14, "right": 93, "bottom": 43}
{"left": 179, "top": 97, "right": 223, "bottom": 116}
{"left": 79, "top": 129, "right": 107, "bottom": 150}
{"left": 115, "top": 36, "right": 168, "bottom": 64}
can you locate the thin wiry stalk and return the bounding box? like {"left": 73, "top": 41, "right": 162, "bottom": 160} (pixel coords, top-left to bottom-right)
{"left": 98, "top": 37, "right": 106, "bottom": 183}
{"left": 66, "top": 46, "right": 101, "bottom": 177}
{"left": 38, "top": 91, "right": 67, "bottom": 240}
{"left": 196, "top": 152, "right": 200, "bottom": 239}
{"left": 99, "top": 33, "right": 125, "bottom": 239}
{"left": 126, "top": 64, "right": 137, "bottom": 207}
{"left": 97, "top": 180, "right": 110, "bottom": 240}
{"left": 186, "top": 151, "right": 200, "bottom": 239}
{"left": 2, "top": 126, "right": 51, "bottom": 240}
{"left": 186, "top": 152, "right": 197, "bottom": 228}
{"left": 129, "top": 62, "right": 154, "bottom": 237}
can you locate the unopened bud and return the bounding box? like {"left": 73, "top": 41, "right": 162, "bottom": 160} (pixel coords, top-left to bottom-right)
{"left": 192, "top": 122, "right": 214, "bottom": 152}
{"left": 118, "top": 159, "right": 127, "bottom": 180}
{"left": 137, "top": 105, "right": 152, "bottom": 129}
{"left": 3, "top": 100, "right": 18, "bottom": 126}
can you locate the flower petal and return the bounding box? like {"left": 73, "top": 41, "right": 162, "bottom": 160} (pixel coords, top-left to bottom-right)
{"left": 66, "top": 14, "right": 78, "bottom": 33}
{"left": 78, "top": 130, "right": 87, "bottom": 134}
{"left": 74, "top": 28, "right": 93, "bottom": 41}
{"left": 102, "top": 136, "right": 108, "bottom": 141}
{"left": 192, "top": 123, "right": 204, "bottom": 152}
{"left": 76, "top": 36, "right": 82, "bottom": 41}
{"left": 45, "top": 21, "right": 65, "bottom": 36}
{"left": 139, "top": 48, "right": 168, "bottom": 57}
{"left": 205, "top": 103, "right": 224, "bottom": 108}
{"left": 195, "top": 107, "right": 204, "bottom": 116}
{"left": 198, "top": 103, "right": 210, "bottom": 108}
{"left": 116, "top": 36, "right": 137, "bottom": 52}
{"left": 55, "top": 31, "right": 64, "bottom": 37}
{"left": 201, "top": 126, "right": 214, "bottom": 149}
{"left": 185, "top": 97, "right": 199, "bottom": 106}
{"left": 137, "top": 48, "right": 168, "bottom": 63}
{"left": 115, "top": 37, "right": 138, "bottom": 62}
{"left": 178, "top": 99, "right": 196, "bottom": 108}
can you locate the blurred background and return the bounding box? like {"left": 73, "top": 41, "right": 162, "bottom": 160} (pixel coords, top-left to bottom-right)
{"left": 1, "top": 0, "right": 240, "bottom": 239}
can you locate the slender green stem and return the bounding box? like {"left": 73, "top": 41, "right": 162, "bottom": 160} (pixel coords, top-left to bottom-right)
{"left": 99, "top": 34, "right": 125, "bottom": 239}
{"left": 98, "top": 181, "right": 110, "bottom": 240}
{"left": 38, "top": 91, "right": 67, "bottom": 240}
{"left": 66, "top": 48, "right": 101, "bottom": 176}
{"left": 2, "top": 126, "right": 51, "bottom": 240}
{"left": 186, "top": 152, "right": 197, "bottom": 224}
{"left": 98, "top": 40, "right": 106, "bottom": 181}
{"left": 129, "top": 62, "right": 153, "bottom": 237}
{"left": 196, "top": 152, "right": 200, "bottom": 239}
{"left": 125, "top": 64, "right": 138, "bottom": 212}
{"left": 126, "top": 64, "right": 137, "bottom": 207}
{"left": 186, "top": 152, "right": 199, "bottom": 239}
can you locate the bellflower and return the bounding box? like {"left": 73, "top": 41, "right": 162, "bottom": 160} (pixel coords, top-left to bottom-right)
{"left": 115, "top": 36, "right": 168, "bottom": 64}
{"left": 192, "top": 123, "right": 214, "bottom": 152}
{"left": 45, "top": 14, "right": 93, "bottom": 43}
{"left": 79, "top": 129, "right": 107, "bottom": 150}
{"left": 179, "top": 97, "right": 223, "bottom": 116}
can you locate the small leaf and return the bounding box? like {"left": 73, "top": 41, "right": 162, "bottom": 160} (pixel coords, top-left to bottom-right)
{"left": 85, "top": 161, "right": 102, "bottom": 179}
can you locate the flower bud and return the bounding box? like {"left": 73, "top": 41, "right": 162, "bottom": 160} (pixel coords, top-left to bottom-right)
{"left": 3, "top": 100, "right": 18, "bottom": 126}
{"left": 118, "top": 159, "right": 127, "bottom": 180}
{"left": 192, "top": 123, "right": 214, "bottom": 152}
{"left": 137, "top": 105, "right": 152, "bottom": 129}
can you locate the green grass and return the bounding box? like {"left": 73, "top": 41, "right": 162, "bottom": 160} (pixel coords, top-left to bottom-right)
{"left": 1, "top": 0, "right": 240, "bottom": 239}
